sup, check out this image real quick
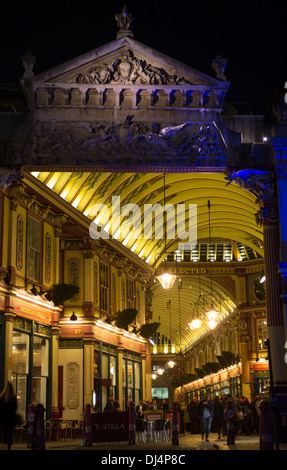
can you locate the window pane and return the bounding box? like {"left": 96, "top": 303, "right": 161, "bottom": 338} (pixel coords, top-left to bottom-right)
{"left": 27, "top": 247, "right": 40, "bottom": 281}
{"left": 11, "top": 374, "right": 27, "bottom": 421}
{"left": 12, "top": 332, "right": 29, "bottom": 374}
{"left": 258, "top": 320, "right": 267, "bottom": 350}
{"left": 134, "top": 389, "right": 140, "bottom": 405}
{"left": 32, "top": 376, "right": 47, "bottom": 409}
{"left": 127, "top": 361, "right": 133, "bottom": 388}
{"left": 122, "top": 359, "right": 126, "bottom": 386}
{"left": 134, "top": 362, "right": 140, "bottom": 389}
{"left": 110, "top": 356, "right": 116, "bottom": 386}
{"left": 33, "top": 336, "right": 49, "bottom": 377}
{"left": 152, "top": 387, "right": 169, "bottom": 399}
{"left": 102, "top": 354, "right": 108, "bottom": 378}
{"left": 27, "top": 217, "right": 41, "bottom": 281}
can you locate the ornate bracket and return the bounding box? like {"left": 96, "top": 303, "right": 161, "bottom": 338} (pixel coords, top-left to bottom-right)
{"left": 225, "top": 169, "right": 276, "bottom": 204}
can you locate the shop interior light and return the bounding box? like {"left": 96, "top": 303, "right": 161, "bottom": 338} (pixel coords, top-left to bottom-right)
{"left": 167, "top": 360, "right": 175, "bottom": 368}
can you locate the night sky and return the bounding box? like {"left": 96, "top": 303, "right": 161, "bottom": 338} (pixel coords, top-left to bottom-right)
{"left": 1, "top": 0, "right": 287, "bottom": 115}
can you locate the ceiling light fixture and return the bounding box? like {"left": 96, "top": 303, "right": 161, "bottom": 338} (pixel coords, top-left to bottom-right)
{"left": 155, "top": 173, "right": 177, "bottom": 290}
{"left": 205, "top": 200, "right": 219, "bottom": 329}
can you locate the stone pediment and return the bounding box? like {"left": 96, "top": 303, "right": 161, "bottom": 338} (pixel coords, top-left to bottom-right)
{"left": 32, "top": 37, "right": 227, "bottom": 89}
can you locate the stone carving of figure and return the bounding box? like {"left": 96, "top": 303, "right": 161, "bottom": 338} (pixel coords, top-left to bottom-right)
{"left": 273, "top": 96, "right": 287, "bottom": 124}
{"left": 211, "top": 55, "right": 227, "bottom": 81}
{"left": 0, "top": 168, "right": 23, "bottom": 189}
{"left": 115, "top": 5, "right": 134, "bottom": 31}
{"left": 21, "top": 50, "right": 36, "bottom": 79}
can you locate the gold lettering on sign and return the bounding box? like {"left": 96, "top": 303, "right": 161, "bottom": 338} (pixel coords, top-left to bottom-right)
{"left": 20, "top": 306, "right": 47, "bottom": 321}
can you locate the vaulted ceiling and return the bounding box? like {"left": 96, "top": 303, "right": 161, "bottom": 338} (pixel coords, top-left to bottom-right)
{"left": 24, "top": 169, "right": 263, "bottom": 350}
{"left": 28, "top": 170, "right": 263, "bottom": 266}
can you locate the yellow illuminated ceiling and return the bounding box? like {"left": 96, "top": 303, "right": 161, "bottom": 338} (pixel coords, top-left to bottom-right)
{"left": 29, "top": 170, "right": 263, "bottom": 267}
{"left": 26, "top": 169, "right": 264, "bottom": 350}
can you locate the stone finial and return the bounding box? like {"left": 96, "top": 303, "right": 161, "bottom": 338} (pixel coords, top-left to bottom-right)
{"left": 211, "top": 55, "right": 227, "bottom": 81}
{"left": 115, "top": 5, "right": 135, "bottom": 39}
{"left": 21, "top": 49, "right": 36, "bottom": 79}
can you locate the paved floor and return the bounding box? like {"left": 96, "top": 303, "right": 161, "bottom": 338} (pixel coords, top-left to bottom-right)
{"left": 4, "top": 432, "right": 287, "bottom": 451}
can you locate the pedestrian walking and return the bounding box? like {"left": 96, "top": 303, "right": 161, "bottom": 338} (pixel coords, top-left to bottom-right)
{"left": 0, "top": 382, "right": 18, "bottom": 450}
{"left": 213, "top": 396, "right": 225, "bottom": 439}
{"left": 199, "top": 394, "right": 214, "bottom": 442}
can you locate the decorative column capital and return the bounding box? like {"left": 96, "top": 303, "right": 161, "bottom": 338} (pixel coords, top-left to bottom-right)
{"left": 256, "top": 197, "right": 279, "bottom": 227}
{"left": 238, "top": 318, "right": 250, "bottom": 343}
{"left": 4, "top": 311, "right": 16, "bottom": 323}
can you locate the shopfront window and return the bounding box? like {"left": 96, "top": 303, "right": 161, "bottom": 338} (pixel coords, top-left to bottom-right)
{"left": 12, "top": 332, "right": 29, "bottom": 420}
{"left": 257, "top": 319, "right": 268, "bottom": 350}
{"left": 134, "top": 361, "right": 140, "bottom": 405}
{"left": 11, "top": 327, "right": 50, "bottom": 418}
{"left": 110, "top": 355, "right": 116, "bottom": 390}
{"left": 101, "top": 353, "right": 109, "bottom": 408}
{"left": 32, "top": 336, "right": 49, "bottom": 408}
{"left": 100, "top": 352, "right": 117, "bottom": 410}
{"left": 254, "top": 371, "right": 269, "bottom": 395}
{"left": 127, "top": 360, "right": 133, "bottom": 402}
{"left": 152, "top": 387, "right": 168, "bottom": 400}
{"left": 122, "top": 355, "right": 141, "bottom": 409}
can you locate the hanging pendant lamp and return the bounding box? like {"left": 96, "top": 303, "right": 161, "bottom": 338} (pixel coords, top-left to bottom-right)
{"left": 206, "top": 200, "right": 219, "bottom": 329}
{"left": 156, "top": 271, "right": 177, "bottom": 290}
{"left": 155, "top": 173, "right": 177, "bottom": 290}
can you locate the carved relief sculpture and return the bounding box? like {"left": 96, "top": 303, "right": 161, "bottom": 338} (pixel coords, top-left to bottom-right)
{"left": 67, "top": 362, "right": 79, "bottom": 409}
{"left": 45, "top": 232, "right": 51, "bottom": 283}
{"left": 32, "top": 119, "right": 224, "bottom": 163}
{"left": 16, "top": 215, "right": 23, "bottom": 270}
{"left": 73, "top": 49, "right": 192, "bottom": 86}
{"left": 69, "top": 258, "right": 80, "bottom": 301}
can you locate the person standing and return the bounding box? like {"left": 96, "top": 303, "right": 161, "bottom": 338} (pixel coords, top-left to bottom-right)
{"left": 187, "top": 397, "right": 199, "bottom": 434}
{"left": 151, "top": 399, "right": 158, "bottom": 410}
{"left": 232, "top": 395, "right": 243, "bottom": 436}
{"left": 213, "top": 396, "right": 225, "bottom": 439}
{"left": 199, "top": 394, "right": 214, "bottom": 442}
{"left": 161, "top": 399, "right": 169, "bottom": 419}
{"left": 0, "top": 382, "right": 18, "bottom": 450}
{"left": 136, "top": 400, "right": 145, "bottom": 419}
{"left": 104, "top": 395, "right": 117, "bottom": 412}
